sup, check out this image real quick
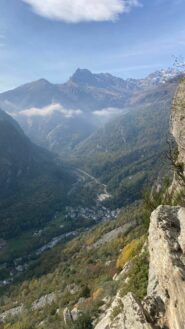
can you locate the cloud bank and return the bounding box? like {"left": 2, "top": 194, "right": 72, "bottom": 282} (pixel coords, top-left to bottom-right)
{"left": 93, "top": 107, "right": 123, "bottom": 118}
{"left": 18, "top": 103, "right": 83, "bottom": 118}
{"left": 22, "top": 0, "right": 140, "bottom": 23}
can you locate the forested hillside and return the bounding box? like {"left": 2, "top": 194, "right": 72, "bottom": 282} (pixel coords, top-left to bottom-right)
{"left": 0, "top": 109, "right": 77, "bottom": 239}
{"left": 70, "top": 78, "right": 178, "bottom": 206}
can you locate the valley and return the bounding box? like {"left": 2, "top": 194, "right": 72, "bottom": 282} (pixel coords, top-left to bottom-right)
{"left": 1, "top": 1, "right": 185, "bottom": 328}
{"left": 0, "top": 202, "right": 120, "bottom": 288}
{"left": 0, "top": 68, "right": 183, "bottom": 329}
{"left": 75, "top": 168, "right": 111, "bottom": 202}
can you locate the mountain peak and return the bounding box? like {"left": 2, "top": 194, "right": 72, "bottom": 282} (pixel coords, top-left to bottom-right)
{"left": 146, "top": 68, "right": 179, "bottom": 84}
{"left": 31, "top": 78, "right": 51, "bottom": 87}
{"left": 74, "top": 68, "right": 92, "bottom": 74}
{"left": 70, "top": 68, "right": 95, "bottom": 84}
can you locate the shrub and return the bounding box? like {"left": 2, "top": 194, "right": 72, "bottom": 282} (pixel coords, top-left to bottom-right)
{"left": 81, "top": 286, "right": 91, "bottom": 298}
{"left": 116, "top": 236, "right": 145, "bottom": 269}
{"left": 120, "top": 251, "right": 149, "bottom": 299}
{"left": 92, "top": 288, "right": 103, "bottom": 301}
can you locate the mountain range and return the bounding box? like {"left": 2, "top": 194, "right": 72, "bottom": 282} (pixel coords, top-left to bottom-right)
{"left": 1, "top": 68, "right": 176, "bottom": 112}
{"left": 0, "top": 68, "right": 180, "bottom": 209}
{"left": 0, "top": 68, "right": 179, "bottom": 154}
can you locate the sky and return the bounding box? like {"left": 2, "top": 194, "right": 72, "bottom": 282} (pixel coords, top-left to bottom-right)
{"left": 0, "top": 0, "right": 185, "bottom": 91}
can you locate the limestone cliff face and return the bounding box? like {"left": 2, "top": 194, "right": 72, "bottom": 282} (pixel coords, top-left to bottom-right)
{"left": 148, "top": 205, "right": 185, "bottom": 329}
{"left": 94, "top": 292, "right": 153, "bottom": 329}
{"left": 94, "top": 78, "right": 185, "bottom": 329}
{"left": 171, "top": 78, "right": 185, "bottom": 164}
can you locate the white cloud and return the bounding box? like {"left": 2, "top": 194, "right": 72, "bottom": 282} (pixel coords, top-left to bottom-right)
{"left": 17, "top": 103, "right": 83, "bottom": 118}
{"left": 93, "top": 107, "right": 123, "bottom": 118}
{"left": 22, "top": 0, "right": 140, "bottom": 23}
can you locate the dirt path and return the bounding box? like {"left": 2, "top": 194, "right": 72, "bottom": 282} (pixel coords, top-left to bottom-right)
{"left": 76, "top": 168, "right": 111, "bottom": 201}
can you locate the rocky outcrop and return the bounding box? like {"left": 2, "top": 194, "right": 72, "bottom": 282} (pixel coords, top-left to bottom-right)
{"left": 32, "top": 292, "right": 56, "bottom": 310}
{"left": 0, "top": 292, "right": 57, "bottom": 321}
{"left": 147, "top": 205, "right": 185, "bottom": 329}
{"left": 112, "top": 293, "right": 153, "bottom": 329}
{"left": 171, "top": 78, "right": 185, "bottom": 164}
{"left": 63, "top": 307, "right": 73, "bottom": 324}
{"left": 113, "top": 260, "right": 133, "bottom": 281}
{"left": 94, "top": 292, "right": 153, "bottom": 329}
{"left": 0, "top": 305, "right": 23, "bottom": 322}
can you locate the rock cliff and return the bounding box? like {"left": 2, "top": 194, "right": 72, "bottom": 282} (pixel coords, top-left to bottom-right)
{"left": 171, "top": 78, "right": 185, "bottom": 164}
{"left": 148, "top": 205, "right": 185, "bottom": 329}
{"left": 94, "top": 78, "right": 185, "bottom": 329}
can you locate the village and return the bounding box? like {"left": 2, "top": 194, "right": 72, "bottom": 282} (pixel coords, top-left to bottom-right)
{"left": 0, "top": 205, "right": 120, "bottom": 287}
{"left": 65, "top": 206, "right": 120, "bottom": 222}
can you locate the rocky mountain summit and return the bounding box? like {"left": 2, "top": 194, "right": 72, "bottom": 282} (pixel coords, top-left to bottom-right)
{"left": 94, "top": 78, "right": 185, "bottom": 329}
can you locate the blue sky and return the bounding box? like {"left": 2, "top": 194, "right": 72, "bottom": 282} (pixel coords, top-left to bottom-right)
{"left": 0, "top": 0, "right": 185, "bottom": 91}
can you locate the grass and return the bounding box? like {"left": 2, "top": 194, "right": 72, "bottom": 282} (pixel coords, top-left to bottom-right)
{"left": 119, "top": 251, "right": 149, "bottom": 300}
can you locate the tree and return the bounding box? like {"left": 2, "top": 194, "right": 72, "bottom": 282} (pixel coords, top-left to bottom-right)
{"left": 72, "top": 314, "right": 93, "bottom": 329}
{"left": 80, "top": 286, "right": 91, "bottom": 298}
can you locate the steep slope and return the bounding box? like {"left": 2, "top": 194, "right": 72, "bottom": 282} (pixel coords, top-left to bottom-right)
{"left": 71, "top": 78, "right": 179, "bottom": 206}
{"left": 0, "top": 109, "right": 75, "bottom": 239}
{"left": 0, "top": 79, "right": 59, "bottom": 111}
{"left": 171, "top": 77, "right": 185, "bottom": 163}
{"left": 75, "top": 77, "right": 179, "bottom": 154}
{"left": 16, "top": 109, "right": 95, "bottom": 154}
{"left": 0, "top": 108, "right": 38, "bottom": 198}
{"left": 0, "top": 203, "right": 147, "bottom": 328}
